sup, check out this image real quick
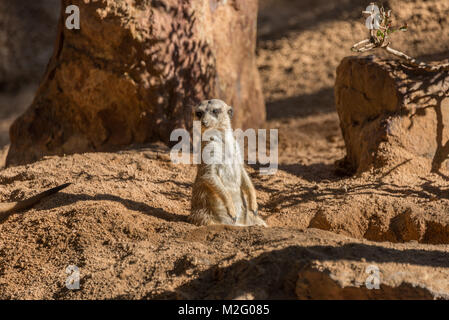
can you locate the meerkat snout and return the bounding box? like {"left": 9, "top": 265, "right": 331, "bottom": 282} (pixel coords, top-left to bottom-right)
{"left": 193, "top": 99, "right": 233, "bottom": 130}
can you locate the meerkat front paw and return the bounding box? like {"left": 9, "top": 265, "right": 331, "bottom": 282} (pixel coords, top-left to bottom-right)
{"left": 250, "top": 200, "right": 258, "bottom": 216}
{"left": 226, "top": 203, "right": 238, "bottom": 222}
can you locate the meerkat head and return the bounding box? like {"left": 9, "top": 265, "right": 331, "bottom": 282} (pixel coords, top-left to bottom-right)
{"left": 193, "top": 99, "right": 233, "bottom": 131}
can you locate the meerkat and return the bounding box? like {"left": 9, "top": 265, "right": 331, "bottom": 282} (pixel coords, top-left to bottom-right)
{"left": 190, "top": 99, "right": 267, "bottom": 227}
{"left": 0, "top": 183, "right": 71, "bottom": 220}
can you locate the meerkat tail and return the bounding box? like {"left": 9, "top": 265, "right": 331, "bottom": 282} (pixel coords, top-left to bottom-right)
{"left": 0, "top": 183, "right": 71, "bottom": 217}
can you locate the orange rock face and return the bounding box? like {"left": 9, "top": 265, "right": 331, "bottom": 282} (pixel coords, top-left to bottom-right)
{"left": 6, "top": 0, "right": 265, "bottom": 166}
{"left": 335, "top": 56, "right": 449, "bottom": 176}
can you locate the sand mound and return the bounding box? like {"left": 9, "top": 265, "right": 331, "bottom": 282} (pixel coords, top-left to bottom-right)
{"left": 0, "top": 146, "right": 448, "bottom": 299}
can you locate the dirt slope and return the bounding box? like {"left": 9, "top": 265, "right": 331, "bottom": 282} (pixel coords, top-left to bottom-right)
{"left": 0, "top": 146, "right": 448, "bottom": 299}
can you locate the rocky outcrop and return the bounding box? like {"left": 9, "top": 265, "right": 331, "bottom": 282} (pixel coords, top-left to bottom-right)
{"left": 335, "top": 56, "right": 449, "bottom": 176}
{"left": 0, "top": 1, "right": 60, "bottom": 91}
{"left": 6, "top": 0, "right": 265, "bottom": 166}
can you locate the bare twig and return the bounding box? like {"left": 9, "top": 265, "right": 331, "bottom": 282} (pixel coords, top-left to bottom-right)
{"left": 351, "top": 2, "right": 449, "bottom": 72}
{"left": 384, "top": 47, "right": 449, "bottom": 72}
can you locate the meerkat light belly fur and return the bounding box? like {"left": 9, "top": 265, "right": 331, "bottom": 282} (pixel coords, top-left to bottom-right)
{"left": 190, "top": 99, "right": 267, "bottom": 227}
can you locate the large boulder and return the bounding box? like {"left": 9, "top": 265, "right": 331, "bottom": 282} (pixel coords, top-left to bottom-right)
{"left": 6, "top": 0, "right": 265, "bottom": 166}
{"left": 335, "top": 56, "right": 449, "bottom": 176}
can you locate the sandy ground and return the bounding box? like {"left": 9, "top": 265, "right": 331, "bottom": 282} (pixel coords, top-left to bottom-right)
{"left": 0, "top": 0, "right": 449, "bottom": 299}
{"left": 256, "top": 0, "right": 449, "bottom": 243}
{"left": 1, "top": 146, "right": 449, "bottom": 299}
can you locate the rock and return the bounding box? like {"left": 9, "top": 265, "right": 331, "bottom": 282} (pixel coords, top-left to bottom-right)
{"left": 335, "top": 56, "right": 449, "bottom": 176}
{"left": 158, "top": 228, "right": 449, "bottom": 300}
{"left": 295, "top": 260, "right": 440, "bottom": 299}
{"left": 0, "top": 1, "right": 60, "bottom": 91}
{"left": 6, "top": 0, "right": 265, "bottom": 166}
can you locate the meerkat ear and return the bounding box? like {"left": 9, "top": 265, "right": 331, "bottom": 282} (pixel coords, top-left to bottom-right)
{"left": 228, "top": 106, "right": 234, "bottom": 118}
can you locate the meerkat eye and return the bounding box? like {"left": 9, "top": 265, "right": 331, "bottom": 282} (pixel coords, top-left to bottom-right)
{"left": 212, "top": 109, "right": 221, "bottom": 116}
{"left": 195, "top": 111, "right": 203, "bottom": 118}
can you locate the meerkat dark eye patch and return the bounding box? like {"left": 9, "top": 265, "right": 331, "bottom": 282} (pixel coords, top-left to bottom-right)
{"left": 228, "top": 107, "right": 233, "bottom": 118}
{"left": 212, "top": 109, "right": 221, "bottom": 117}
{"left": 195, "top": 111, "right": 203, "bottom": 118}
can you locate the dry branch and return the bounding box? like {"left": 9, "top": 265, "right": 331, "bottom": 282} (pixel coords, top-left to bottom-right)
{"left": 351, "top": 2, "right": 449, "bottom": 72}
